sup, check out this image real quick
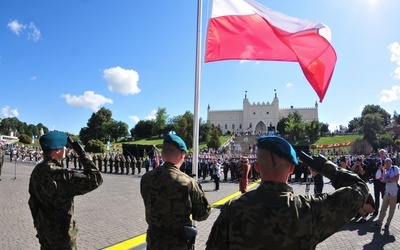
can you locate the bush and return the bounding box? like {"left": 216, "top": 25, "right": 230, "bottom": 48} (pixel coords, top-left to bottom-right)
{"left": 84, "top": 139, "right": 105, "bottom": 153}
{"left": 19, "top": 133, "right": 31, "bottom": 144}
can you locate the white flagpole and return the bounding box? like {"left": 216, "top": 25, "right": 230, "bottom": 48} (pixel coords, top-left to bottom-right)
{"left": 192, "top": 0, "right": 203, "bottom": 182}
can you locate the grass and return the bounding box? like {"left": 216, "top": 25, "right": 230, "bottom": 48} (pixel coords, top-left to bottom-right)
{"left": 314, "top": 134, "right": 362, "bottom": 145}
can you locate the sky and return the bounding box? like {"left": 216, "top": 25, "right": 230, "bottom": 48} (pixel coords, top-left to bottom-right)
{"left": 1, "top": 0, "right": 400, "bottom": 136}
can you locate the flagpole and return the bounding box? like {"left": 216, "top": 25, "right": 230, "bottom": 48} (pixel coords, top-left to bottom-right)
{"left": 192, "top": 0, "right": 203, "bottom": 183}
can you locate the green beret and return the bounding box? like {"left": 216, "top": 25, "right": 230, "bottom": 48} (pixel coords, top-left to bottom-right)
{"left": 40, "top": 131, "right": 67, "bottom": 150}
{"left": 163, "top": 134, "right": 188, "bottom": 153}
{"left": 257, "top": 136, "right": 298, "bottom": 165}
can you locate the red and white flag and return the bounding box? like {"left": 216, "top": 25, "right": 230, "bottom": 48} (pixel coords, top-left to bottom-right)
{"left": 205, "top": 0, "right": 337, "bottom": 102}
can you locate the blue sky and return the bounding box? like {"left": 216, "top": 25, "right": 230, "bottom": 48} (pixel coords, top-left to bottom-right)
{"left": 1, "top": 0, "right": 400, "bottom": 135}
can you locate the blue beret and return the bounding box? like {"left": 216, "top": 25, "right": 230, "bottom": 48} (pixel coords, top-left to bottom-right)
{"left": 257, "top": 136, "right": 298, "bottom": 165}
{"left": 40, "top": 131, "right": 67, "bottom": 150}
{"left": 164, "top": 134, "right": 188, "bottom": 153}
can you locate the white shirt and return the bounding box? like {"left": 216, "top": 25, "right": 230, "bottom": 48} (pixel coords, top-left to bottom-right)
{"left": 384, "top": 165, "right": 399, "bottom": 196}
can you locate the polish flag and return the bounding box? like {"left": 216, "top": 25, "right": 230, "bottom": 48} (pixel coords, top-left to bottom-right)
{"left": 205, "top": 0, "right": 337, "bottom": 102}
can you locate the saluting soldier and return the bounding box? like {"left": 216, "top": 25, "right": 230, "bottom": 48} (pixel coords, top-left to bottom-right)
{"left": 206, "top": 136, "right": 370, "bottom": 249}
{"left": 109, "top": 155, "right": 114, "bottom": 173}
{"left": 28, "top": 131, "right": 103, "bottom": 249}
{"left": 97, "top": 154, "right": 103, "bottom": 172}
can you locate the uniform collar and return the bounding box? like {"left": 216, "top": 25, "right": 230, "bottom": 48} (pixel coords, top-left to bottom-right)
{"left": 258, "top": 181, "right": 294, "bottom": 193}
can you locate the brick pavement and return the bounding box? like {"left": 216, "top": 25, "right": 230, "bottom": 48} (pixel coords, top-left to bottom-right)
{"left": 0, "top": 159, "right": 399, "bottom": 250}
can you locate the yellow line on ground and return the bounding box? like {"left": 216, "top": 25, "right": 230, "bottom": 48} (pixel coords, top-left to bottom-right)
{"left": 104, "top": 180, "right": 260, "bottom": 250}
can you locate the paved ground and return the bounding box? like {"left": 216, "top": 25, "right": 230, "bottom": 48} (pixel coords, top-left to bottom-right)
{"left": 0, "top": 159, "right": 399, "bottom": 250}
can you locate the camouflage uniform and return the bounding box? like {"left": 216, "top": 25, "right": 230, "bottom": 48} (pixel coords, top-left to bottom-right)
{"left": 28, "top": 156, "right": 103, "bottom": 249}
{"left": 206, "top": 162, "right": 369, "bottom": 249}
{"left": 141, "top": 162, "right": 211, "bottom": 249}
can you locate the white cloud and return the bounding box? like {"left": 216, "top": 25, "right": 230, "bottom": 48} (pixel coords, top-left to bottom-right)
{"left": 286, "top": 82, "right": 293, "bottom": 89}
{"left": 389, "top": 42, "right": 400, "bottom": 79}
{"left": 7, "top": 19, "right": 26, "bottom": 36}
{"left": 145, "top": 110, "right": 157, "bottom": 120}
{"left": 103, "top": 66, "right": 141, "bottom": 95}
{"left": 7, "top": 19, "right": 41, "bottom": 42}
{"left": 129, "top": 116, "right": 140, "bottom": 124}
{"left": 28, "top": 22, "right": 41, "bottom": 41}
{"left": 31, "top": 76, "right": 37, "bottom": 80}
{"left": 61, "top": 91, "right": 113, "bottom": 111}
{"left": 380, "top": 86, "right": 400, "bottom": 103}
{"left": 1, "top": 105, "right": 19, "bottom": 117}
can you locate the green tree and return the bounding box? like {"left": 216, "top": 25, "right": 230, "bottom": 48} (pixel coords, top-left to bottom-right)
{"left": 378, "top": 132, "right": 394, "bottom": 149}
{"left": 199, "top": 120, "right": 211, "bottom": 143}
{"left": 153, "top": 107, "right": 168, "bottom": 138}
{"left": 361, "top": 104, "right": 391, "bottom": 127}
{"left": 19, "top": 133, "right": 32, "bottom": 144}
{"left": 79, "top": 107, "right": 113, "bottom": 144}
{"left": 320, "top": 122, "right": 329, "bottom": 136}
{"left": 207, "top": 127, "right": 221, "bottom": 149}
{"left": 108, "top": 120, "right": 129, "bottom": 142}
{"left": 304, "top": 120, "right": 321, "bottom": 142}
{"left": 277, "top": 117, "right": 289, "bottom": 135}
{"left": 348, "top": 117, "right": 361, "bottom": 133}
{"left": 131, "top": 120, "right": 154, "bottom": 138}
{"left": 85, "top": 139, "right": 105, "bottom": 153}
{"left": 362, "top": 113, "right": 383, "bottom": 150}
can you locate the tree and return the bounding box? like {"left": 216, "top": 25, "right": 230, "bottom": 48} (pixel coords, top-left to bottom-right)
{"left": 207, "top": 127, "right": 221, "bottom": 149}
{"left": 153, "top": 108, "right": 168, "bottom": 138}
{"left": 199, "top": 120, "right": 211, "bottom": 143}
{"left": 362, "top": 113, "right": 383, "bottom": 150}
{"left": 378, "top": 132, "right": 394, "bottom": 149}
{"left": 277, "top": 117, "right": 289, "bottom": 135}
{"left": 361, "top": 105, "right": 391, "bottom": 127}
{"left": 85, "top": 139, "right": 105, "bottom": 153}
{"left": 19, "top": 133, "right": 32, "bottom": 144}
{"left": 304, "top": 120, "right": 321, "bottom": 142}
{"left": 79, "top": 107, "right": 113, "bottom": 144}
{"left": 131, "top": 120, "right": 154, "bottom": 138}
{"left": 108, "top": 120, "right": 129, "bottom": 142}
{"left": 320, "top": 123, "right": 329, "bottom": 136}
{"left": 350, "top": 138, "right": 373, "bottom": 156}
{"left": 348, "top": 117, "right": 361, "bottom": 133}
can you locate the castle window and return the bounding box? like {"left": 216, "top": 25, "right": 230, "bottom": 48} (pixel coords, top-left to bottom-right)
{"left": 225, "top": 124, "right": 227, "bottom": 129}
{"left": 239, "top": 124, "right": 242, "bottom": 129}
{"left": 266, "top": 111, "right": 269, "bottom": 115}
{"left": 232, "top": 124, "right": 235, "bottom": 129}
{"left": 253, "top": 111, "right": 256, "bottom": 115}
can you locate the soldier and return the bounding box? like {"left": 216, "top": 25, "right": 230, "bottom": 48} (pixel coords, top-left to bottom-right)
{"left": 206, "top": 135, "right": 370, "bottom": 249}
{"left": 131, "top": 156, "right": 136, "bottom": 175}
{"left": 28, "top": 131, "right": 103, "bottom": 249}
{"left": 120, "top": 154, "right": 126, "bottom": 174}
{"left": 125, "top": 155, "right": 131, "bottom": 174}
{"left": 109, "top": 155, "right": 114, "bottom": 173}
{"left": 137, "top": 157, "right": 142, "bottom": 174}
{"left": 114, "top": 154, "right": 120, "bottom": 174}
{"left": 97, "top": 154, "right": 103, "bottom": 172}
{"left": 103, "top": 154, "right": 108, "bottom": 173}
{"left": 141, "top": 134, "right": 211, "bottom": 249}
{"left": 0, "top": 146, "right": 4, "bottom": 181}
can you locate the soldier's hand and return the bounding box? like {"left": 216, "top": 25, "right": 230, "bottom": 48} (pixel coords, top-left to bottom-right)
{"left": 299, "top": 152, "right": 327, "bottom": 173}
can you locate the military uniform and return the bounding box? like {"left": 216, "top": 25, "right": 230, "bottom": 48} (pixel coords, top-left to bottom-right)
{"left": 206, "top": 136, "right": 369, "bottom": 250}
{"left": 28, "top": 131, "right": 103, "bottom": 249}
{"left": 141, "top": 134, "right": 211, "bottom": 249}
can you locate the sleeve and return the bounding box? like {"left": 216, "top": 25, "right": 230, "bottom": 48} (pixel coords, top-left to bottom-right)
{"left": 310, "top": 164, "right": 369, "bottom": 243}
{"left": 190, "top": 180, "right": 211, "bottom": 221}
{"left": 205, "top": 202, "right": 231, "bottom": 250}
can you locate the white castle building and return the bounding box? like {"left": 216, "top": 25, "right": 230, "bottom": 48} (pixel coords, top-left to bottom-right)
{"left": 207, "top": 91, "right": 318, "bottom": 135}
